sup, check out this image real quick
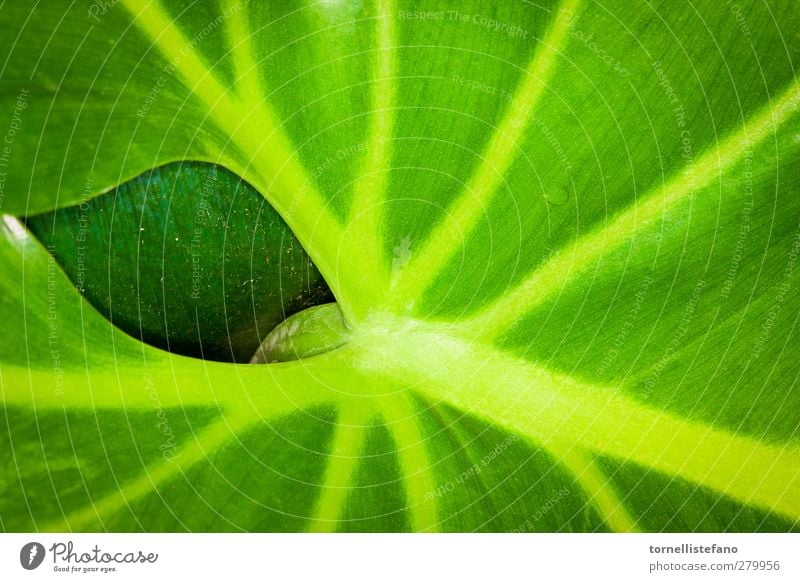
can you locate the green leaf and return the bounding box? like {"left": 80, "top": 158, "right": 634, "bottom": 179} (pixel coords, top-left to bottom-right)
{"left": 25, "top": 162, "right": 333, "bottom": 362}
{"left": 2, "top": 0, "right": 799, "bottom": 532}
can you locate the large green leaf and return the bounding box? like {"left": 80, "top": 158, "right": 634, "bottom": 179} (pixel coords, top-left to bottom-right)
{"left": 1, "top": 0, "right": 799, "bottom": 532}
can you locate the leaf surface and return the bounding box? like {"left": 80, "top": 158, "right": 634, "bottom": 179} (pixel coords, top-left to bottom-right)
{"left": 1, "top": 0, "right": 799, "bottom": 532}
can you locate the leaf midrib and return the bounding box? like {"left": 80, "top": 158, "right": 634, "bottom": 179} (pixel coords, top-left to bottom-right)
{"left": 347, "top": 314, "right": 800, "bottom": 523}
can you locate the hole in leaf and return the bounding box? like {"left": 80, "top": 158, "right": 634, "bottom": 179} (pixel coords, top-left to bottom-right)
{"left": 25, "top": 162, "right": 334, "bottom": 363}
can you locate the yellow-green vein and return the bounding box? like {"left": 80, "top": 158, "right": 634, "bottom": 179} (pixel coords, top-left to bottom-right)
{"left": 41, "top": 413, "right": 253, "bottom": 532}
{"left": 555, "top": 446, "right": 639, "bottom": 532}
{"left": 388, "top": 0, "right": 582, "bottom": 310}
{"left": 308, "top": 407, "right": 372, "bottom": 532}
{"left": 466, "top": 75, "right": 800, "bottom": 338}
{"left": 0, "top": 366, "right": 219, "bottom": 410}
{"left": 1, "top": 353, "right": 343, "bottom": 413}
{"left": 225, "top": 0, "right": 262, "bottom": 101}
{"left": 340, "top": 0, "right": 397, "bottom": 315}
{"left": 381, "top": 393, "right": 440, "bottom": 531}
